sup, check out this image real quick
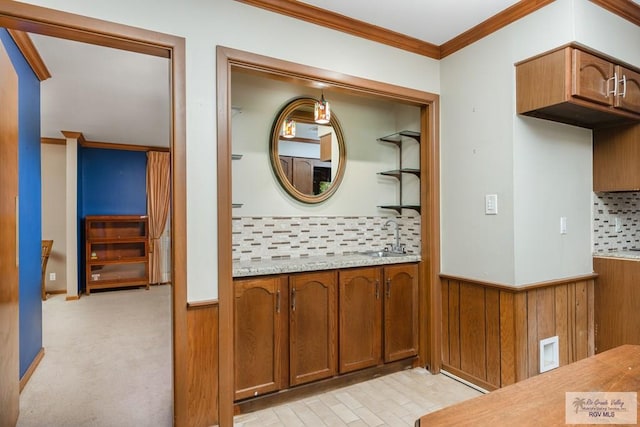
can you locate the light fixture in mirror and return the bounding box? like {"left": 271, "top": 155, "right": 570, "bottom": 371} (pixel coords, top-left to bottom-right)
{"left": 270, "top": 97, "right": 346, "bottom": 204}
{"left": 282, "top": 118, "right": 296, "bottom": 138}
{"left": 314, "top": 93, "right": 330, "bottom": 124}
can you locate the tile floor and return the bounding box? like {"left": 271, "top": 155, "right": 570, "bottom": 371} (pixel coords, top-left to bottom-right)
{"left": 234, "top": 368, "right": 484, "bottom": 426}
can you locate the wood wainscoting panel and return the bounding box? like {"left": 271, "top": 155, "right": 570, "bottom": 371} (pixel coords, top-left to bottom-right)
{"left": 441, "top": 275, "right": 595, "bottom": 390}
{"left": 187, "top": 303, "right": 219, "bottom": 427}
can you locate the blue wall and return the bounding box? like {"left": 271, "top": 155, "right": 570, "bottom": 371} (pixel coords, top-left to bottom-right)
{"left": 0, "top": 29, "right": 43, "bottom": 378}
{"left": 79, "top": 147, "right": 147, "bottom": 291}
{"left": 79, "top": 147, "right": 147, "bottom": 216}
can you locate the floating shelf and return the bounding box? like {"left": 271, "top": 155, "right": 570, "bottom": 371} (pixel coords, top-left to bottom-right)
{"left": 378, "top": 168, "right": 421, "bottom": 180}
{"left": 377, "top": 130, "right": 421, "bottom": 145}
{"left": 377, "top": 205, "right": 421, "bottom": 215}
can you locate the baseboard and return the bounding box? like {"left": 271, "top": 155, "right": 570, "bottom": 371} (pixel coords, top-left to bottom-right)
{"left": 65, "top": 294, "right": 80, "bottom": 301}
{"left": 46, "top": 289, "right": 66, "bottom": 295}
{"left": 20, "top": 347, "right": 45, "bottom": 392}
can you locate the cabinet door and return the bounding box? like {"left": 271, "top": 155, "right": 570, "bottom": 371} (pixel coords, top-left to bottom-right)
{"left": 614, "top": 66, "right": 640, "bottom": 114}
{"left": 339, "top": 267, "right": 382, "bottom": 373}
{"left": 593, "top": 124, "right": 640, "bottom": 192}
{"left": 383, "top": 264, "right": 419, "bottom": 362}
{"left": 292, "top": 157, "right": 314, "bottom": 195}
{"left": 234, "top": 276, "right": 286, "bottom": 400}
{"left": 289, "top": 271, "right": 337, "bottom": 386}
{"left": 572, "top": 49, "right": 614, "bottom": 106}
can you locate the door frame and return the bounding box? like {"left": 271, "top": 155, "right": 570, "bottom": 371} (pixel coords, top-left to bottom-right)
{"left": 0, "top": 2, "right": 188, "bottom": 425}
{"left": 216, "top": 45, "right": 441, "bottom": 426}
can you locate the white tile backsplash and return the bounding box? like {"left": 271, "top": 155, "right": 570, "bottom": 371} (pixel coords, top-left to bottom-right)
{"left": 593, "top": 192, "right": 640, "bottom": 253}
{"left": 232, "top": 216, "right": 421, "bottom": 262}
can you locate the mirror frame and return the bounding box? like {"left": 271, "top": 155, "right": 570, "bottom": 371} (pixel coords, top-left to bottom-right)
{"left": 270, "top": 97, "right": 347, "bottom": 204}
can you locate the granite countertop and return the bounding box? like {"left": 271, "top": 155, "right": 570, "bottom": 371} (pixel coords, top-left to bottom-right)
{"left": 593, "top": 250, "right": 640, "bottom": 261}
{"left": 233, "top": 252, "right": 421, "bottom": 277}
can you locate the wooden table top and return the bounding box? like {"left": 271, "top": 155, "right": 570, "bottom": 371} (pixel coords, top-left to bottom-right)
{"left": 416, "top": 345, "right": 640, "bottom": 427}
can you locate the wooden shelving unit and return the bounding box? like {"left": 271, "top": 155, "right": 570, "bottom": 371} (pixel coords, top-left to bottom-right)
{"left": 84, "top": 215, "right": 149, "bottom": 294}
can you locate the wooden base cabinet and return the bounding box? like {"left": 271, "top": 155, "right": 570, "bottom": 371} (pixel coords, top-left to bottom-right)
{"left": 384, "top": 264, "right": 419, "bottom": 362}
{"left": 594, "top": 257, "right": 640, "bottom": 353}
{"left": 289, "top": 271, "right": 337, "bottom": 386}
{"left": 339, "top": 267, "right": 383, "bottom": 373}
{"left": 234, "top": 276, "right": 287, "bottom": 401}
{"left": 338, "top": 264, "right": 418, "bottom": 374}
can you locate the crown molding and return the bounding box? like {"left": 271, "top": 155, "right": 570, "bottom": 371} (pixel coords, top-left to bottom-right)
{"left": 236, "top": 1, "right": 640, "bottom": 60}
{"left": 7, "top": 29, "right": 51, "bottom": 81}
{"left": 590, "top": 0, "right": 640, "bottom": 26}
{"left": 44, "top": 133, "right": 169, "bottom": 152}
{"left": 440, "top": 0, "right": 555, "bottom": 58}
{"left": 234, "top": 0, "right": 441, "bottom": 59}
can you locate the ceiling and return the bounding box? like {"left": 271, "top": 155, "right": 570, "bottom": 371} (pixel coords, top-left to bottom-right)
{"left": 27, "top": 1, "right": 640, "bottom": 148}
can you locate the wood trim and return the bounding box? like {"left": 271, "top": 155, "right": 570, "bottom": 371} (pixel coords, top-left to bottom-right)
{"left": 186, "top": 304, "right": 218, "bottom": 427}
{"left": 440, "top": 0, "right": 555, "bottom": 58}
{"left": 41, "top": 137, "right": 66, "bottom": 145}
{"left": 65, "top": 294, "right": 80, "bottom": 301}
{"left": 45, "top": 289, "right": 66, "bottom": 295}
{"left": 0, "top": 3, "right": 188, "bottom": 425}
{"left": 19, "top": 347, "right": 44, "bottom": 392}
{"left": 60, "top": 130, "right": 85, "bottom": 144}
{"left": 441, "top": 365, "right": 498, "bottom": 392}
{"left": 590, "top": 0, "right": 640, "bottom": 26}
{"left": 41, "top": 136, "right": 169, "bottom": 152}
{"left": 439, "top": 273, "right": 598, "bottom": 292}
{"left": 234, "top": 0, "right": 440, "bottom": 59}
{"left": 186, "top": 299, "right": 219, "bottom": 309}
{"left": 6, "top": 29, "right": 50, "bottom": 81}
{"left": 218, "top": 45, "right": 440, "bottom": 427}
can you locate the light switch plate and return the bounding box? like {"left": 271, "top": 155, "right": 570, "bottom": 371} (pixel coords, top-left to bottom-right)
{"left": 485, "top": 194, "right": 498, "bottom": 215}
{"left": 560, "top": 216, "right": 567, "bottom": 234}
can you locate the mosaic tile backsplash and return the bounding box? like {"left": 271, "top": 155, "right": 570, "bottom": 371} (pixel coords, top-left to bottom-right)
{"left": 593, "top": 192, "right": 640, "bottom": 253}
{"left": 232, "top": 216, "right": 421, "bottom": 262}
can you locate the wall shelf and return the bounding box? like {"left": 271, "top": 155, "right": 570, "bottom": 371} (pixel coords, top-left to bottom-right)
{"left": 377, "top": 130, "right": 421, "bottom": 214}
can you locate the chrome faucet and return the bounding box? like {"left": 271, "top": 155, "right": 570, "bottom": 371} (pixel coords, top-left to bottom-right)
{"left": 384, "top": 219, "right": 405, "bottom": 253}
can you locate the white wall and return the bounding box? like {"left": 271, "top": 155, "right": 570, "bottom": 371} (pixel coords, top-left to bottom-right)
{"left": 22, "top": 0, "right": 439, "bottom": 301}
{"left": 41, "top": 143, "right": 67, "bottom": 292}
{"left": 441, "top": 0, "right": 640, "bottom": 286}
{"left": 231, "top": 72, "right": 421, "bottom": 216}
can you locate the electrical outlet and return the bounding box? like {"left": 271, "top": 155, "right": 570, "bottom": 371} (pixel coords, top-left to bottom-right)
{"left": 49, "top": 272, "right": 56, "bottom": 281}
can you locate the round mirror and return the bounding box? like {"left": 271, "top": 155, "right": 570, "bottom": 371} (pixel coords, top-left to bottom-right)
{"left": 270, "top": 97, "right": 346, "bottom": 204}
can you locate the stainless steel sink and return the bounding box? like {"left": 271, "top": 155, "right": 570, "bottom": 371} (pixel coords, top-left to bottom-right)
{"left": 361, "top": 250, "right": 406, "bottom": 258}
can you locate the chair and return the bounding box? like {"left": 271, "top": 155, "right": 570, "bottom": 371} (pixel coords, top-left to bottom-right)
{"left": 41, "top": 240, "right": 53, "bottom": 301}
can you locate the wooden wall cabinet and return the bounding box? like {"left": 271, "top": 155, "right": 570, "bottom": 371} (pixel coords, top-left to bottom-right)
{"left": 338, "top": 264, "right": 418, "bottom": 374}
{"left": 516, "top": 45, "right": 640, "bottom": 128}
{"left": 84, "top": 215, "right": 149, "bottom": 294}
{"left": 593, "top": 257, "right": 640, "bottom": 353}
{"left": 593, "top": 124, "right": 640, "bottom": 192}
{"left": 234, "top": 276, "right": 287, "bottom": 401}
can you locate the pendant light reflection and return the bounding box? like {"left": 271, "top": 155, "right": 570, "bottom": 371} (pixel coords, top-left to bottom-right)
{"left": 282, "top": 118, "right": 296, "bottom": 138}
{"left": 314, "top": 93, "right": 331, "bottom": 124}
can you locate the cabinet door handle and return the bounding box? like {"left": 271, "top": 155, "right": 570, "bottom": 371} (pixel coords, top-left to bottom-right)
{"left": 276, "top": 289, "right": 281, "bottom": 313}
{"left": 607, "top": 73, "right": 618, "bottom": 97}
{"left": 375, "top": 280, "right": 380, "bottom": 299}
{"left": 619, "top": 74, "right": 627, "bottom": 98}
{"left": 386, "top": 278, "right": 391, "bottom": 298}
{"left": 291, "top": 288, "right": 296, "bottom": 311}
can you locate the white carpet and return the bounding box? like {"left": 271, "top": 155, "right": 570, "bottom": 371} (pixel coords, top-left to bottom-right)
{"left": 17, "top": 285, "right": 173, "bottom": 427}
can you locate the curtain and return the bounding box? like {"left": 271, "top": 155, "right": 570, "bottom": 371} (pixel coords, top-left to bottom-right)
{"left": 147, "top": 151, "right": 171, "bottom": 285}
